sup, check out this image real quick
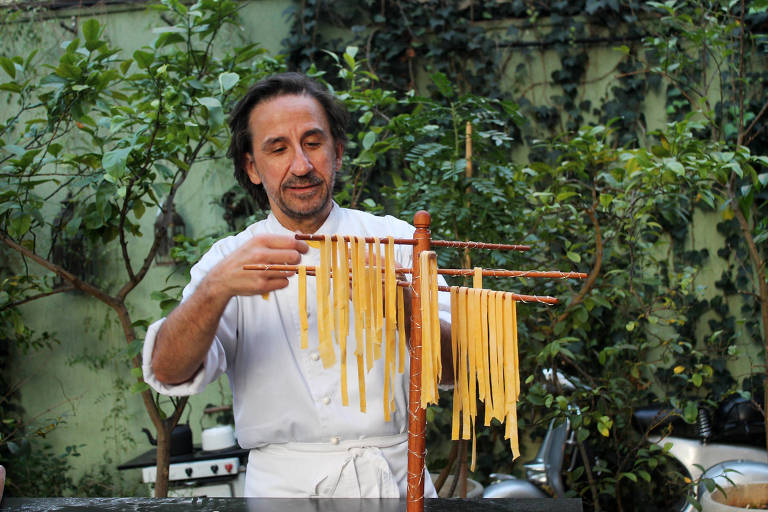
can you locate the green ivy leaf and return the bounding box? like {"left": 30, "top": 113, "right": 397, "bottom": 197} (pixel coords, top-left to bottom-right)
{"left": 82, "top": 19, "right": 101, "bottom": 50}
{"left": 362, "top": 131, "right": 376, "bottom": 150}
{"left": 102, "top": 147, "right": 132, "bottom": 181}
{"left": 218, "top": 72, "right": 239, "bottom": 93}
{"left": 8, "top": 211, "right": 32, "bottom": 238}
{"left": 197, "top": 97, "right": 222, "bottom": 109}
{"left": 130, "top": 381, "right": 150, "bottom": 394}
{"left": 133, "top": 50, "right": 154, "bottom": 69}
{"left": 0, "top": 56, "right": 16, "bottom": 79}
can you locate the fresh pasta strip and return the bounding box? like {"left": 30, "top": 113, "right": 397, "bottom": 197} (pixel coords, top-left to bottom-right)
{"left": 420, "top": 251, "right": 442, "bottom": 408}
{"left": 337, "top": 239, "right": 350, "bottom": 406}
{"left": 481, "top": 289, "right": 492, "bottom": 426}
{"left": 396, "top": 282, "right": 406, "bottom": 374}
{"left": 488, "top": 291, "right": 503, "bottom": 422}
{"left": 352, "top": 236, "right": 366, "bottom": 412}
{"left": 450, "top": 286, "right": 461, "bottom": 441}
{"left": 459, "top": 287, "right": 471, "bottom": 439}
{"left": 332, "top": 238, "right": 341, "bottom": 346}
{"left": 298, "top": 265, "right": 308, "bottom": 350}
{"left": 467, "top": 288, "right": 478, "bottom": 419}
{"left": 373, "top": 238, "right": 383, "bottom": 360}
{"left": 419, "top": 251, "right": 434, "bottom": 408}
{"left": 364, "top": 241, "right": 375, "bottom": 372}
{"left": 317, "top": 234, "right": 335, "bottom": 368}
{"left": 384, "top": 237, "right": 397, "bottom": 420}
{"left": 494, "top": 291, "right": 506, "bottom": 422}
{"left": 472, "top": 268, "right": 485, "bottom": 405}
{"left": 430, "top": 253, "right": 441, "bottom": 386}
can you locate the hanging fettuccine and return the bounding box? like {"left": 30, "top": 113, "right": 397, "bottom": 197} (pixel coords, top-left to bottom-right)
{"left": 295, "top": 238, "right": 522, "bottom": 459}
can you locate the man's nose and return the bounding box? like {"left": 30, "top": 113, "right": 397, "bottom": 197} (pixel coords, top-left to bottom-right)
{"left": 289, "top": 148, "right": 313, "bottom": 175}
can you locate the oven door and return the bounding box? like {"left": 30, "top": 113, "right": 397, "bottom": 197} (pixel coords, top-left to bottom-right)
{"left": 167, "top": 472, "right": 245, "bottom": 497}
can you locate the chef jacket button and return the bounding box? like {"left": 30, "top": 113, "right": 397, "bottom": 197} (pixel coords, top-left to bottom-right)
{"left": 330, "top": 436, "right": 340, "bottom": 445}
{"left": 311, "top": 353, "right": 320, "bottom": 361}
{"left": 322, "top": 396, "right": 331, "bottom": 405}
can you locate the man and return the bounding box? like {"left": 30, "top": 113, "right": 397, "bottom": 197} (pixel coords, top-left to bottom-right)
{"left": 142, "top": 72, "right": 451, "bottom": 498}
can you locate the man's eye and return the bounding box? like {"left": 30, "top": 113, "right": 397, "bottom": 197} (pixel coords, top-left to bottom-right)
{"left": 272, "top": 147, "right": 286, "bottom": 154}
{"left": 305, "top": 141, "right": 321, "bottom": 148}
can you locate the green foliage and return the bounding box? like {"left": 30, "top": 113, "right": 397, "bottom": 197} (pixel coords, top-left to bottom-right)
{"left": 282, "top": 3, "right": 768, "bottom": 510}
{"left": 0, "top": 0, "right": 283, "bottom": 496}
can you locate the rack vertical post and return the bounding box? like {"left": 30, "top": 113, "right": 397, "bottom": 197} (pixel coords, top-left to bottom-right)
{"left": 407, "top": 210, "right": 432, "bottom": 512}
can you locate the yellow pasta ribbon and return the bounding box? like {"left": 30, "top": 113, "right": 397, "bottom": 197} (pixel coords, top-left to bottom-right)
{"left": 337, "top": 239, "right": 350, "bottom": 406}
{"left": 317, "top": 234, "right": 335, "bottom": 368}
{"left": 383, "top": 237, "right": 397, "bottom": 420}
{"left": 373, "top": 238, "right": 383, "bottom": 360}
{"left": 351, "top": 236, "right": 366, "bottom": 413}
{"left": 419, "top": 251, "right": 434, "bottom": 408}
{"left": 298, "top": 265, "right": 308, "bottom": 350}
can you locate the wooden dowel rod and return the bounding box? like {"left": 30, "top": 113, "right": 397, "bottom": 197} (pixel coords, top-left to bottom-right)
{"left": 296, "top": 234, "right": 418, "bottom": 245}
{"left": 243, "top": 264, "right": 585, "bottom": 281}
{"left": 430, "top": 239, "right": 530, "bottom": 251}
{"left": 436, "top": 269, "right": 587, "bottom": 279}
{"left": 294, "top": 234, "right": 530, "bottom": 252}
{"left": 389, "top": 281, "right": 559, "bottom": 303}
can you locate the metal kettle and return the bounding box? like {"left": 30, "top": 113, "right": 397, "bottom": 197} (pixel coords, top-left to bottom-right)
{"left": 141, "top": 424, "right": 193, "bottom": 456}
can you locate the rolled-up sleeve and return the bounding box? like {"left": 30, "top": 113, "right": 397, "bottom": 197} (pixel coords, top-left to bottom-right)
{"left": 141, "top": 317, "right": 228, "bottom": 396}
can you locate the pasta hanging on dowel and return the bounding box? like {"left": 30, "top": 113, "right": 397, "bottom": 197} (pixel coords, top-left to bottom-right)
{"left": 294, "top": 237, "right": 522, "bottom": 462}
{"left": 449, "top": 283, "right": 522, "bottom": 469}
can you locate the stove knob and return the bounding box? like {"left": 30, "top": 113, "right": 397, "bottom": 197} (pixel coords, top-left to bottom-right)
{"left": 185, "top": 467, "right": 193, "bottom": 477}
{"left": 210, "top": 464, "right": 219, "bottom": 474}
{"left": 225, "top": 463, "right": 233, "bottom": 473}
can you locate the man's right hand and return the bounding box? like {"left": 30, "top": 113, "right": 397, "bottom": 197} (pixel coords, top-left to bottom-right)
{"left": 203, "top": 233, "right": 309, "bottom": 299}
{"left": 151, "top": 234, "right": 308, "bottom": 385}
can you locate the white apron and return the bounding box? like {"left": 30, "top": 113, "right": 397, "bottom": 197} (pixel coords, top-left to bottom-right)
{"left": 244, "top": 433, "right": 437, "bottom": 498}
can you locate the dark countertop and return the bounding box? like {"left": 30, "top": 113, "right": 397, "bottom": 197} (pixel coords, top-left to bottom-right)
{"left": 0, "top": 498, "right": 582, "bottom": 511}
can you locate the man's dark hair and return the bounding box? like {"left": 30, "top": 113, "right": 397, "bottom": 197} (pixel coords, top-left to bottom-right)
{"left": 227, "top": 72, "right": 350, "bottom": 210}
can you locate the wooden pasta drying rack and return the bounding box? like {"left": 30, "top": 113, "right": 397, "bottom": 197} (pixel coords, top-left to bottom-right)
{"left": 245, "top": 209, "right": 585, "bottom": 511}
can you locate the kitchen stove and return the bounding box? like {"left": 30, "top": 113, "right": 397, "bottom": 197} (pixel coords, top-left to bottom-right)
{"left": 118, "top": 445, "right": 248, "bottom": 497}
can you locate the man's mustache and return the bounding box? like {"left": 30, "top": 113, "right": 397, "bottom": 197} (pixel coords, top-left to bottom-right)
{"left": 282, "top": 174, "right": 324, "bottom": 189}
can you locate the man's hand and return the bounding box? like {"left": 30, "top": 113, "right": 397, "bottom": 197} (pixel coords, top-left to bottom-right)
{"left": 151, "top": 234, "right": 308, "bottom": 385}
{"left": 203, "top": 234, "right": 309, "bottom": 299}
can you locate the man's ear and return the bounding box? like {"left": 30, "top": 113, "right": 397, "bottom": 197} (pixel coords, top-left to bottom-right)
{"left": 244, "top": 153, "right": 262, "bottom": 185}
{"left": 334, "top": 142, "right": 344, "bottom": 171}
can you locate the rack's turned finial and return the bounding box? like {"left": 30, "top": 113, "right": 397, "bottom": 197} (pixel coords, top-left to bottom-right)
{"left": 413, "top": 210, "right": 431, "bottom": 229}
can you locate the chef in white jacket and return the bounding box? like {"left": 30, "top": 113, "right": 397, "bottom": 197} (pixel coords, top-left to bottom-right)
{"left": 143, "top": 72, "right": 452, "bottom": 498}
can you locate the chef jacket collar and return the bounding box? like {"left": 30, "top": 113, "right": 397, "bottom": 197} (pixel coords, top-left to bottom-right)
{"left": 261, "top": 201, "right": 341, "bottom": 237}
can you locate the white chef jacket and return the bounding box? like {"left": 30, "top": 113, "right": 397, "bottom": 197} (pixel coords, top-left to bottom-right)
{"left": 142, "top": 203, "right": 450, "bottom": 498}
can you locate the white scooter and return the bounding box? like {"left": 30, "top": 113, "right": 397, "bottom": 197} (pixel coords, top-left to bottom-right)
{"left": 483, "top": 374, "right": 767, "bottom": 510}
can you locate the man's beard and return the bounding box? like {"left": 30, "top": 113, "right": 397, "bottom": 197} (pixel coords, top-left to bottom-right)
{"left": 273, "top": 173, "right": 334, "bottom": 220}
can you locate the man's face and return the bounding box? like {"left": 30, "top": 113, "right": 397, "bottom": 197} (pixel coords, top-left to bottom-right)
{"left": 244, "top": 93, "right": 343, "bottom": 232}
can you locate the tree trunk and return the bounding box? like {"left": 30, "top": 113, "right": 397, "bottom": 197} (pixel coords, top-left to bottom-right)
{"left": 153, "top": 424, "right": 172, "bottom": 497}
{"left": 730, "top": 193, "right": 768, "bottom": 451}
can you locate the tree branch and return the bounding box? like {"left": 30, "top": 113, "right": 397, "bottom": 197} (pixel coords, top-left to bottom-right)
{"left": 557, "top": 200, "right": 603, "bottom": 323}
{"left": 1, "top": 231, "right": 118, "bottom": 309}
{"left": 0, "top": 285, "right": 75, "bottom": 311}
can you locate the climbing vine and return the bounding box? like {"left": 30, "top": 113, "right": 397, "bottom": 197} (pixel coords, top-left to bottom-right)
{"left": 278, "top": 2, "right": 768, "bottom": 510}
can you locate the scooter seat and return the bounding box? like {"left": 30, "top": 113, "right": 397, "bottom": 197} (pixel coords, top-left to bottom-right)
{"left": 632, "top": 405, "right": 696, "bottom": 437}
